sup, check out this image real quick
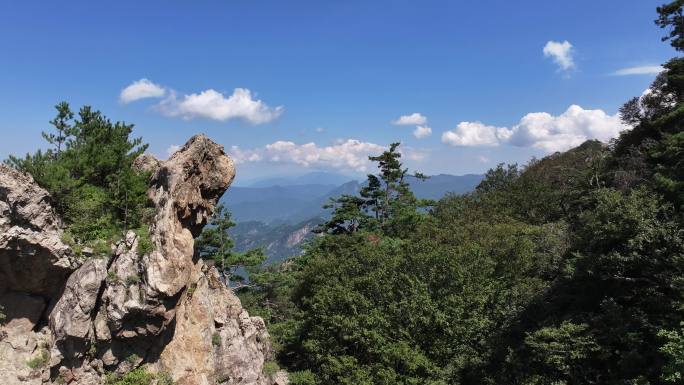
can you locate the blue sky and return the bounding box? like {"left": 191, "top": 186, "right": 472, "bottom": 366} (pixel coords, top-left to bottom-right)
{"left": 0, "top": 0, "right": 675, "bottom": 184}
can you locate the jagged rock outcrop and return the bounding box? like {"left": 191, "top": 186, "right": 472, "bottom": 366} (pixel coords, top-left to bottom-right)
{"left": 0, "top": 164, "right": 78, "bottom": 313}
{"left": 0, "top": 135, "right": 280, "bottom": 385}
{"left": 0, "top": 165, "right": 80, "bottom": 385}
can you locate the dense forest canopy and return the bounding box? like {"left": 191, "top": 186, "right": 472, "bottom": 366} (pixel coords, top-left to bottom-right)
{"left": 236, "top": 2, "right": 684, "bottom": 384}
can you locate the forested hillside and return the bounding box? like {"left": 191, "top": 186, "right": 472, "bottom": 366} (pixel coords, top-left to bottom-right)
{"left": 236, "top": 4, "right": 684, "bottom": 384}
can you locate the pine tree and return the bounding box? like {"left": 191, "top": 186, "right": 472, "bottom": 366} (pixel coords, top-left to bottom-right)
{"left": 43, "top": 101, "right": 74, "bottom": 156}
{"left": 196, "top": 204, "right": 266, "bottom": 286}
{"left": 317, "top": 142, "right": 430, "bottom": 236}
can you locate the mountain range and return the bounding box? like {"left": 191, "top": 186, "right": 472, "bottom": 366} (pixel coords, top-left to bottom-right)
{"left": 222, "top": 172, "right": 483, "bottom": 224}
{"left": 224, "top": 172, "right": 484, "bottom": 263}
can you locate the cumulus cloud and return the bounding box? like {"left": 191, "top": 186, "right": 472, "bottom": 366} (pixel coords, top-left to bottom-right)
{"left": 441, "top": 105, "right": 629, "bottom": 152}
{"left": 120, "top": 79, "right": 166, "bottom": 104}
{"left": 393, "top": 113, "right": 431, "bottom": 139}
{"left": 121, "top": 79, "right": 283, "bottom": 124}
{"left": 158, "top": 88, "right": 283, "bottom": 124}
{"left": 413, "top": 125, "right": 432, "bottom": 139}
{"left": 543, "top": 40, "right": 575, "bottom": 71}
{"left": 229, "top": 139, "right": 427, "bottom": 171}
{"left": 228, "top": 139, "right": 386, "bottom": 172}
{"left": 441, "top": 121, "right": 509, "bottom": 147}
{"left": 612, "top": 65, "right": 664, "bottom": 76}
{"left": 392, "top": 112, "right": 427, "bottom": 126}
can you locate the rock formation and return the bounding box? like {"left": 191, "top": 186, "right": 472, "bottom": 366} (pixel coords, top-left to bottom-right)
{"left": 0, "top": 135, "right": 280, "bottom": 385}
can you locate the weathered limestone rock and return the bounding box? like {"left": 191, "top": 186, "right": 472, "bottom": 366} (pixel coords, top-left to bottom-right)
{"left": 50, "top": 258, "right": 107, "bottom": 364}
{"left": 1, "top": 135, "right": 275, "bottom": 385}
{"left": 0, "top": 164, "right": 77, "bottom": 299}
{"left": 143, "top": 134, "right": 236, "bottom": 298}
{"left": 0, "top": 165, "right": 78, "bottom": 384}
{"left": 0, "top": 326, "right": 51, "bottom": 385}
{"left": 159, "top": 264, "right": 272, "bottom": 385}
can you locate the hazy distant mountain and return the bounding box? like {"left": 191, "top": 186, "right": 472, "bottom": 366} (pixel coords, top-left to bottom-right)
{"left": 222, "top": 184, "right": 336, "bottom": 223}
{"left": 224, "top": 172, "right": 484, "bottom": 262}
{"left": 221, "top": 173, "right": 483, "bottom": 224}
{"left": 407, "top": 174, "right": 484, "bottom": 199}
{"left": 231, "top": 217, "right": 326, "bottom": 263}
{"left": 245, "top": 172, "right": 357, "bottom": 187}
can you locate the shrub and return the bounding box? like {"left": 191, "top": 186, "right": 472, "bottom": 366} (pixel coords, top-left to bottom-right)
{"left": 104, "top": 367, "right": 174, "bottom": 385}
{"left": 88, "top": 340, "right": 97, "bottom": 356}
{"left": 156, "top": 372, "right": 174, "bottom": 385}
{"left": 289, "top": 370, "right": 317, "bottom": 385}
{"left": 212, "top": 332, "right": 221, "bottom": 347}
{"left": 106, "top": 271, "right": 119, "bottom": 283}
{"left": 126, "top": 275, "right": 141, "bottom": 285}
{"left": 26, "top": 350, "right": 49, "bottom": 369}
{"left": 187, "top": 282, "right": 197, "bottom": 297}
{"left": 263, "top": 361, "right": 280, "bottom": 377}
{"left": 105, "top": 367, "right": 158, "bottom": 385}
{"left": 135, "top": 227, "right": 153, "bottom": 257}
{"left": 126, "top": 353, "right": 141, "bottom": 364}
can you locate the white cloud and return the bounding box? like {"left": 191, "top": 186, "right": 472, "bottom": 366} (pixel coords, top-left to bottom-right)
{"left": 158, "top": 88, "right": 283, "bottom": 124}
{"left": 392, "top": 112, "right": 427, "bottom": 126}
{"left": 120, "top": 79, "right": 166, "bottom": 104}
{"left": 403, "top": 147, "right": 429, "bottom": 161}
{"left": 393, "top": 113, "right": 431, "bottom": 139}
{"left": 315, "top": 127, "right": 325, "bottom": 133}
{"left": 121, "top": 79, "right": 283, "bottom": 124}
{"left": 543, "top": 40, "right": 575, "bottom": 71}
{"left": 166, "top": 144, "right": 181, "bottom": 158}
{"left": 441, "top": 121, "right": 509, "bottom": 146}
{"left": 442, "top": 105, "right": 629, "bottom": 152}
{"left": 612, "top": 65, "right": 663, "bottom": 76}
{"left": 413, "top": 125, "right": 432, "bottom": 138}
{"left": 228, "top": 139, "right": 386, "bottom": 172}
{"left": 229, "top": 145, "right": 263, "bottom": 163}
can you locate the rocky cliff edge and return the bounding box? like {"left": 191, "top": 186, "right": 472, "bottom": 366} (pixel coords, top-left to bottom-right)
{"left": 0, "top": 135, "right": 282, "bottom": 385}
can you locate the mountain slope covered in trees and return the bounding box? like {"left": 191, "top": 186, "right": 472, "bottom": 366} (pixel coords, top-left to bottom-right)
{"left": 237, "top": 4, "right": 684, "bottom": 384}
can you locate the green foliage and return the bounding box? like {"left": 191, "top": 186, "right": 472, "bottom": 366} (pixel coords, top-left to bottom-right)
{"left": 196, "top": 204, "right": 266, "bottom": 286}
{"left": 212, "top": 332, "right": 221, "bottom": 347}
{"left": 88, "top": 338, "right": 98, "bottom": 356}
{"left": 5, "top": 102, "right": 151, "bottom": 252}
{"left": 656, "top": 0, "right": 684, "bottom": 51}
{"left": 135, "top": 227, "right": 153, "bottom": 257}
{"left": 126, "top": 275, "right": 141, "bottom": 285}
{"left": 659, "top": 323, "right": 684, "bottom": 383}
{"left": 187, "top": 282, "right": 197, "bottom": 297}
{"left": 517, "top": 322, "right": 600, "bottom": 384}
{"left": 0, "top": 304, "right": 5, "bottom": 325}
{"left": 288, "top": 370, "right": 317, "bottom": 385}
{"left": 239, "top": 30, "right": 684, "bottom": 382}
{"left": 106, "top": 271, "right": 119, "bottom": 283}
{"left": 316, "top": 143, "right": 431, "bottom": 237}
{"left": 263, "top": 361, "right": 280, "bottom": 377}
{"left": 105, "top": 367, "right": 172, "bottom": 385}
{"left": 26, "top": 350, "right": 49, "bottom": 369}
{"left": 155, "top": 372, "right": 174, "bottom": 385}
{"left": 126, "top": 354, "right": 141, "bottom": 364}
